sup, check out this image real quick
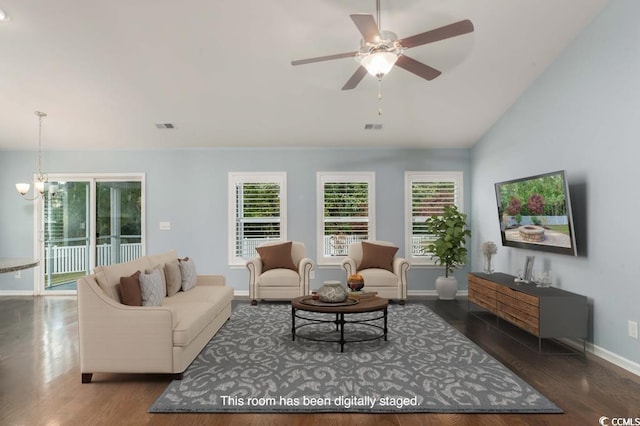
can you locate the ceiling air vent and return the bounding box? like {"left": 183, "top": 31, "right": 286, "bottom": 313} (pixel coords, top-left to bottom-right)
{"left": 364, "top": 123, "right": 383, "bottom": 130}
{"left": 155, "top": 123, "right": 175, "bottom": 129}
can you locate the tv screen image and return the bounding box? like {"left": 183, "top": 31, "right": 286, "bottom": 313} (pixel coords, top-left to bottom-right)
{"left": 495, "top": 170, "right": 577, "bottom": 256}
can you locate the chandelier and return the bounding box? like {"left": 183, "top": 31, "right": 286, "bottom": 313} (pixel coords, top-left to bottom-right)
{"left": 16, "top": 111, "right": 48, "bottom": 200}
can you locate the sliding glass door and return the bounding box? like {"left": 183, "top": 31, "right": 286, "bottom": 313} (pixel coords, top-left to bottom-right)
{"left": 95, "top": 181, "right": 143, "bottom": 267}
{"left": 38, "top": 174, "right": 144, "bottom": 294}
{"left": 42, "top": 180, "right": 91, "bottom": 292}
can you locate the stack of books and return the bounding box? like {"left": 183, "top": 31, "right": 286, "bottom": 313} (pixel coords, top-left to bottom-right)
{"left": 348, "top": 291, "right": 378, "bottom": 300}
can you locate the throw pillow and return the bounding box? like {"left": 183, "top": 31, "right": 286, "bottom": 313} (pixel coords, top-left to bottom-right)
{"left": 359, "top": 241, "right": 398, "bottom": 272}
{"left": 256, "top": 241, "right": 297, "bottom": 272}
{"left": 179, "top": 257, "right": 197, "bottom": 291}
{"left": 120, "top": 270, "right": 142, "bottom": 306}
{"left": 164, "top": 259, "right": 182, "bottom": 297}
{"left": 139, "top": 266, "right": 166, "bottom": 306}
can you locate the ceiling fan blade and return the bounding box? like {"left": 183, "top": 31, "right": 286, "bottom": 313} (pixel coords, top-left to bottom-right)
{"left": 400, "top": 19, "right": 474, "bottom": 49}
{"left": 395, "top": 55, "right": 441, "bottom": 81}
{"left": 291, "top": 51, "right": 357, "bottom": 66}
{"left": 350, "top": 14, "right": 381, "bottom": 43}
{"left": 342, "top": 66, "right": 368, "bottom": 90}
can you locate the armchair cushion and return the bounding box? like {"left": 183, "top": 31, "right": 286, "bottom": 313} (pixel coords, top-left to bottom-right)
{"left": 358, "top": 268, "right": 398, "bottom": 287}
{"left": 359, "top": 241, "right": 398, "bottom": 272}
{"left": 256, "top": 241, "right": 297, "bottom": 272}
{"left": 257, "top": 268, "right": 301, "bottom": 287}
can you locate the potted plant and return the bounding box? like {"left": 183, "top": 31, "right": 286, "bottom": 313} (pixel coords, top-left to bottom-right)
{"left": 423, "top": 205, "right": 472, "bottom": 300}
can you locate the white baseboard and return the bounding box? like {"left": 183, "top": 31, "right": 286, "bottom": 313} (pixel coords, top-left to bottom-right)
{"left": 0, "top": 290, "right": 35, "bottom": 296}
{"left": 582, "top": 340, "right": 640, "bottom": 377}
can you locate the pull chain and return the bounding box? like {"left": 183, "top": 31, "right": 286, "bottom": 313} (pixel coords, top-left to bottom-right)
{"left": 378, "top": 78, "right": 383, "bottom": 115}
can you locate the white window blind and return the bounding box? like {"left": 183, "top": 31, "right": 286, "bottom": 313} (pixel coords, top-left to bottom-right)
{"left": 317, "top": 172, "right": 375, "bottom": 265}
{"left": 405, "top": 172, "right": 463, "bottom": 264}
{"left": 228, "top": 172, "right": 286, "bottom": 265}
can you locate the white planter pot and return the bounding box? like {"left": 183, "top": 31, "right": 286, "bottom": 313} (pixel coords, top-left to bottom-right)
{"left": 436, "top": 276, "right": 458, "bottom": 300}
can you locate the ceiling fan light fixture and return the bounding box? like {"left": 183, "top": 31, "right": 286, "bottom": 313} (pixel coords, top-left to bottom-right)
{"left": 358, "top": 51, "right": 398, "bottom": 79}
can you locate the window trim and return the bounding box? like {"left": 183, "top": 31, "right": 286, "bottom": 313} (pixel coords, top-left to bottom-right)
{"left": 316, "top": 171, "right": 375, "bottom": 266}
{"left": 404, "top": 171, "right": 463, "bottom": 266}
{"left": 228, "top": 172, "right": 287, "bottom": 266}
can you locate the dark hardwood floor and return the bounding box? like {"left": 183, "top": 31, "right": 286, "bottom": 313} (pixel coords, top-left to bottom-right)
{"left": 1, "top": 295, "right": 638, "bottom": 425}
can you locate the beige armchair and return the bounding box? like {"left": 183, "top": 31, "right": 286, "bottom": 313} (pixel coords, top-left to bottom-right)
{"left": 246, "top": 241, "right": 314, "bottom": 305}
{"left": 341, "top": 240, "right": 409, "bottom": 304}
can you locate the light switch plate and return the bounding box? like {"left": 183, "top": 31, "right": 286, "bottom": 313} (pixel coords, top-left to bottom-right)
{"left": 159, "top": 221, "right": 171, "bottom": 231}
{"left": 629, "top": 321, "right": 638, "bottom": 339}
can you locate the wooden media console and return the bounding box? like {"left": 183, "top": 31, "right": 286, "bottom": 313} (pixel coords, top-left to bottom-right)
{"left": 467, "top": 272, "right": 588, "bottom": 354}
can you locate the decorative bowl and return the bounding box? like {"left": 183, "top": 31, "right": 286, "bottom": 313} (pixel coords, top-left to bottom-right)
{"left": 318, "top": 281, "right": 348, "bottom": 303}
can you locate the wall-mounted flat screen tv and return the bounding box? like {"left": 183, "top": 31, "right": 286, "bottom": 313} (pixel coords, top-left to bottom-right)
{"left": 495, "top": 170, "right": 577, "bottom": 256}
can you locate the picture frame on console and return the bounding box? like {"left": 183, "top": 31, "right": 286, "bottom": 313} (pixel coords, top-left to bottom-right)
{"left": 522, "top": 256, "right": 535, "bottom": 283}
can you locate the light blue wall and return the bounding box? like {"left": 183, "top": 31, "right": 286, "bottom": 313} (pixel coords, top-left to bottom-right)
{"left": 471, "top": 0, "right": 640, "bottom": 367}
{"left": 1, "top": 147, "right": 471, "bottom": 293}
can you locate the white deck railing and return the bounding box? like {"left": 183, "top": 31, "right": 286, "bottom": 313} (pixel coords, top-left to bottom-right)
{"left": 45, "top": 243, "right": 143, "bottom": 275}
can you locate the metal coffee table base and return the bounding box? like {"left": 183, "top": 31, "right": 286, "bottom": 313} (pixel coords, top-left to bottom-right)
{"left": 291, "top": 307, "right": 388, "bottom": 352}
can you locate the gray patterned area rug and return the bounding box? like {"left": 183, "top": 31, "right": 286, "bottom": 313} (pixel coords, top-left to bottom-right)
{"left": 149, "top": 303, "right": 562, "bottom": 414}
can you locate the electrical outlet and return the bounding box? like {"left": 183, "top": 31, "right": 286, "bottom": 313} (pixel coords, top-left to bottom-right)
{"left": 14, "top": 270, "right": 21, "bottom": 279}
{"left": 628, "top": 321, "right": 638, "bottom": 339}
{"left": 309, "top": 271, "right": 315, "bottom": 279}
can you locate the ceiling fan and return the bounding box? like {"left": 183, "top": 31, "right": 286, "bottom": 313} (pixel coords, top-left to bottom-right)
{"left": 291, "top": 1, "right": 474, "bottom": 91}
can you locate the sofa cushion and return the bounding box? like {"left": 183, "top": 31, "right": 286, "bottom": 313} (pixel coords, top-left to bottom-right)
{"left": 165, "top": 285, "right": 234, "bottom": 308}
{"left": 147, "top": 250, "right": 178, "bottom": 268}
{"left": 256, "top": 241, "right": 297, "bottom": 272}
{"left": 359, "top": 241, "right": 398, "bottom": 272}
{"left": 164, "top": 259, "right": 182, "bottom": 297}
{"left": 120, "top": 271, "right": 142, "bottom": 306}
{"left": 140, "top": 266, "right": 166, "bottom": 306}
{"left": 94, "top": 257, "right": 151, "bottom": 302}
{"left": 179, "top": 257, "right": 197, "bottom": 291}
{"left": 164, "top": 302, "right": 218, "bottom": 347}
{"left": 163, "top": 287, "right": 233, "bottom": 347}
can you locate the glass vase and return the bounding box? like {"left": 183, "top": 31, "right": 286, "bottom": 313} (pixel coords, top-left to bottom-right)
{"left": 483, "top": 254, "right": 494, "bottom": 274}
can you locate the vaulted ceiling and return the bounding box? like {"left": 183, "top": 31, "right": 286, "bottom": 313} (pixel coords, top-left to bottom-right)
{"left": 0, "top": 0, "right": 609, "bottom": 151}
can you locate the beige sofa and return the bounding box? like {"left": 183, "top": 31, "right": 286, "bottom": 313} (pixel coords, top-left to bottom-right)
{"left": 77, "top": 250, "right": 233, "bottom": 383}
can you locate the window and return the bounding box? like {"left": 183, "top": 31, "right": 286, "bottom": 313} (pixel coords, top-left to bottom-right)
{"left": 317, "top": 172, "right": 375, "bottom": 265}
{"left": 405, "top": 171, "right": 463, "bottom": 265}
{"left": 228, "top": 172, "right": 287, "bottom": 265}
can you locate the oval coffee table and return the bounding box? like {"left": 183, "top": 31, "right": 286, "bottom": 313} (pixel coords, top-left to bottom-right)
{"left": 291, "top": 295, "right": 389, "bottom": 352}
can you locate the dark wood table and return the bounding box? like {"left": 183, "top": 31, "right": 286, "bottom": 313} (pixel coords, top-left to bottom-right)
{"left": 291, "top": 295, "right": 389, "bottom": 352}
